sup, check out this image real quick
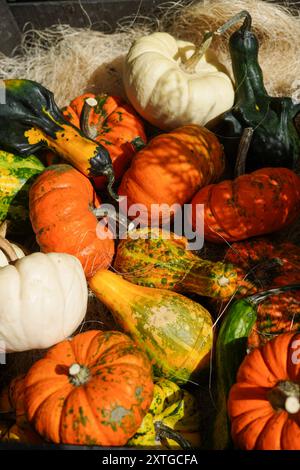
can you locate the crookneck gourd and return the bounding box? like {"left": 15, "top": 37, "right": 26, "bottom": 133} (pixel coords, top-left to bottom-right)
{"left": 89, "top": 269, "right": 213, "bottom": 384}
{"left": 213, "top": 284, "right": 300, "bottom": 450}
{"left": 0, "top": 80, "right": 117, "bottom": 198}
{"left": 213, "top": 11, "right": 300, "bottom": 172}
{"left": 128, "top": 378, "right": 201, "bottom": 448}
{"left": 114, "top": 227, "right": 255, "bottom": 299}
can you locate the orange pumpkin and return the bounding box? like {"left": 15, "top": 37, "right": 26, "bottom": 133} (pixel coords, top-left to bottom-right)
{"left": 228, "top": 332, "right": 300, "bottom": 450}
{"left": 24, "top": 330, "right": 154, "bottom": 446}
{"left": 29, "top": 164, "right": 114, "bottom": 278}
{"left": 118, "top": 125, "right": 224, "bottom": 225}
{"left": 191, "top": 167, "right": 300, "bottom": 243}
{"left": 61, "top": 93, "right": 147, "bottom": 190}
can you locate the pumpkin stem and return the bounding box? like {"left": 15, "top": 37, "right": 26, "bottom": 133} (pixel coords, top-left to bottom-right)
{"left": 0, "top": 235, "right": 19, "bottom": 263}
{"left": 182, "top": 10, "right": 252, "bottom": 73}
{"left": 268, "top": 381, "right": 300, "bottom": 414}
{"left": 234, "top": 127, "right": 254, "bottom": 177}
{"left": 248, "top": 284, "right": 300, "bottom": 306}
{"left": 81, "top": 98, "right": 99, "bottom": 140}
{"left": 105, "top": 167, "right": 119, "bottom": 201}
{"left": 68, "top": 363, "right": 90, "bottom": 386}
{"left": 154, "top": 421, "right": 192, "bottom": 449}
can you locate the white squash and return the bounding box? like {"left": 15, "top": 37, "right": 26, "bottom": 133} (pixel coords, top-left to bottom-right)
{"left": 0, "top": 251, "right": 88, "bottom": 352}
{"left": 123, "top": 32, "right": 234, "bottom": 130}
{"left": 0, "top": 221, "right": 25, "bottom": 267}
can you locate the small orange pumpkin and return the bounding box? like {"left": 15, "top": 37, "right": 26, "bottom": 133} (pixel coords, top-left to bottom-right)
{"left": 228, "top": 332, "right": 300, "bottom": 450}
{"left": 24, "top": 330, "right": 154, "bottom": 446}
{"left": 118, "top": 125, "right": 224, "bottom": 225}
{"left": 61, "top": 93, "right": 147, "bottom": 190}
{"left": 29, "top": 164, "right": 114, "bottom": 278}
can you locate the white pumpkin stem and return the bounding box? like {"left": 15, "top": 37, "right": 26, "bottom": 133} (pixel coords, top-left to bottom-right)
{"left": 0, "top": 221, "right": 8, "bottom": 238}
{"left": 80, "top": 97, "right": 99, "bottom": 140}
{"left": 182, "top": 10, "right": 252, "bottom": 73}
{"left": 268, "top": 380, "right": 300, "bottom": 414}
{"left": 0, "top": 235, "right": 19, "bottom": 263}
{"left": 68, "top": 363, "right": 90, "bottom": 386}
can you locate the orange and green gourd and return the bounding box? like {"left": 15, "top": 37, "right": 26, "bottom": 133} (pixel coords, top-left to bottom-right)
{"left": 0, "top": 150, "right": 44, "bottom": 236}
{"left": 0, "top": 80, "right": 117, "bottom": 198}
{"left": 89, "top": 270, "right": 213, "bottom": 384}
{"left": 114, "top": 228, "right": 255, "bottom": 300}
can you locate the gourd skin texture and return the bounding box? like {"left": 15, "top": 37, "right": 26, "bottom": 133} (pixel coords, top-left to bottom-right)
{"left": 62, "top": 93, "right": 147, "bottom": 190}
{"left": 89, "top": 270, "right": 213, "bottom": 384}
{"left": 0, "top": 252, "right": 87, "bottom": 352}
{"left": 123, "top": 32, "right": 234, "bottom": 130}
{"left": 114, "top": 227, "right": 255, "bottom": 299}
{"left": 118, "top": 125, "right": 225, "bottom": 225}
{"left": 0, "top": 150, "right": 44, "bottom": 235}
{"left": 0, "top": 80, "right": 114, "bottom": 181}
{"left": 29, "top": 164, "right": 114, "bottom": 278}
{"left": 24, "top": 330, "right": 154, "bottom": 446}
{"left": 228, "top": 332, "right": 300, "bottom": 450}
{"left": 128, "top": 378, "right": 201, "bottom": 448}
{"left": 191, "top": 168, "right": 300, "bottom": 243}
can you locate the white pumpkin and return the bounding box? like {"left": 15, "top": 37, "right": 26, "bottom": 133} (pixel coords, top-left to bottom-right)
{"left": 0, "top": 252, "right": 88, "bottom": 352}
{"left": 123, "top": 32, "right": 234, "bottom": 130}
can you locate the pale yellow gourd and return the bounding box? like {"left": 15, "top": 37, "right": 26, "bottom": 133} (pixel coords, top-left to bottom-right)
{"left": 123, "top": 32, "right": 234, "bottom": 130}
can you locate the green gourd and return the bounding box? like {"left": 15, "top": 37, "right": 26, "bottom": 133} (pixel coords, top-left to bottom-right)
{"left": 213, "top": 284, "right": 300, "bottom": 450}
{"left": 214, "top": 11, "right": 300, "bottom": 173}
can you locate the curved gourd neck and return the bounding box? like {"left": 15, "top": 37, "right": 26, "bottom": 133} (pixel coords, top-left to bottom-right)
{"left": 89, "top": 269, "right": 141, "bottom": 306}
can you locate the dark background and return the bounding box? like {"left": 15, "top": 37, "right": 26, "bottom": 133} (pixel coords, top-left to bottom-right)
{"left": 1, "top": 0, "right": 299, "bottom": 56}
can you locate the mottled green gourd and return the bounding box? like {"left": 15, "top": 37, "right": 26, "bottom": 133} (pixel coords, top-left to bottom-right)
{"left": 0, "top": 150, "right": 44, "bottom": 235}
{"left": 214, "top": 11, "right": 300, "bottom": 173}
{"left": 213, "top": 284, "right": 300, "bottom": 450}
{"left": 89, "top": 270, "right": 213, "bottom": 384}
{"left": 114, "top": 228, "right": 254, "bottom": 299}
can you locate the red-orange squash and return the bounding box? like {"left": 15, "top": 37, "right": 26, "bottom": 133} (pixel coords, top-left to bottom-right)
{"left": 62, "top": 93, "right": 147, "bottom": 190}
{"left": 228, "top": 332, "right": 300, "bottom": 450}
{"left": 24, "top": 330, "right": 154, "bottom": 446}
{"left": 29, "top": 164, "right": 114, "bottom": 278}
{"left": 118, "top": 125, "right": 224, "bottom": 225}
{"left": 191, "top": 168, "right": 300, "bottom": 243}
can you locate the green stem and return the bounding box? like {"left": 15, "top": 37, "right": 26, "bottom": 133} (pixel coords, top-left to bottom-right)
{"left": 154, "top": 421, "right": 192, "bottom": 449}
{"left": 182, "top": 10, "right": 252, "bottom": 73}
{"left": 248, "top": 284, "right": 300, "bottom": 306}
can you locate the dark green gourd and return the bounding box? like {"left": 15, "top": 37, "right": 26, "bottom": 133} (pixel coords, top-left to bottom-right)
{"left": 214, "top": 11, "right": 300, "bottom": 173}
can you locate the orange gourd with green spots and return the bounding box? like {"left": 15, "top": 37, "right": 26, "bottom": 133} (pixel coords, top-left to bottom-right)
{"left": 24, "top": 330, "right": 154, "bottom": 446}
{"left": 62, "top": 93, "right": 147, "bottom": 190}
{"left": 191, "top": 168, "right": 300, "bottom": 243}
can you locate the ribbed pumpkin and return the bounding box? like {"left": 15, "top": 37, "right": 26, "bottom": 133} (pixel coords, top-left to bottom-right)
{"left": 0, "top": 150, "right": 44, "bottom": 236}
{"left": 225, "top": 238, "right": 300, "bottom": 349}
{"left": 29, "top": 164, "right": 114, "bottom": 278}
{"left": 89, "top": 270, "right": 213, "bottom": 384}
{"left": 128, "top": 378, "right": 201, "bottom": 448}
{"left": 190, "top": 168, "right": 300, "bottom": 243}
{"left": 118, "top": 125, "right": 224, "bottom": 225}
{"left": 114, "top": 227, "right": 255, "bottom": 299}
{"left": 24, "top": 330, "right": 154, "bottom": 446}
{"left": 228, "top": 332, "right": 300, "bottom": 450}
{"left": 61, "top": 93, "right": 147, "bottom": 190}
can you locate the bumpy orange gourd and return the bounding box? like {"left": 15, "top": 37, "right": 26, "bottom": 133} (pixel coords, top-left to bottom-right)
{"left": 118, "top": 125, "right": 224, "bottom": 225}
{"left": 228, "top": 332, "right": 300, "bottom": 450}
{"left": 29, "top": 164, "right": 114, "bottom": 278}
{"left": 191, "top": 168, "right": 300, "bottom": 243}
{"left": 24, "top": 330, "right": 154, "bottom": 446}
{"left": 62, "top": 93, "right": 147, "bottom": 190}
